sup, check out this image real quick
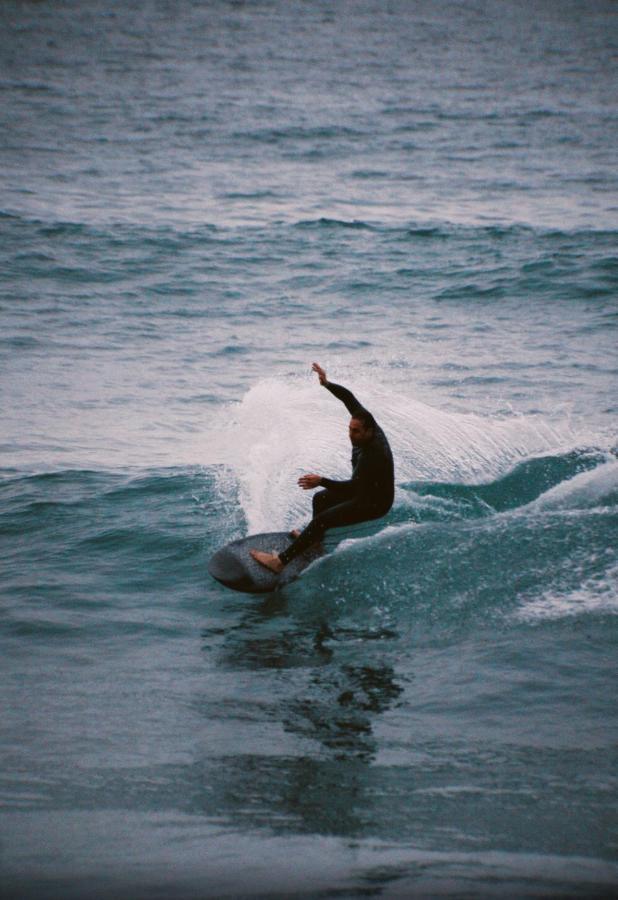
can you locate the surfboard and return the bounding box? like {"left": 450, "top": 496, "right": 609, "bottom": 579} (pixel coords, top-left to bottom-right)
{"left": 208, "top": 531, "right": 324, "bottom": 593}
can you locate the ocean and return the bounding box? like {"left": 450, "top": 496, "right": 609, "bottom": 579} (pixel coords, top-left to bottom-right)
{"left": 1, "top": 0, "right": 617, "bottom": 897}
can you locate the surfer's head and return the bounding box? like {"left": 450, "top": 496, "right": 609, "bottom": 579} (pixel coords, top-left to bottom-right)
{"left": 349, "top": 412, "right": 375, "bottom": 447}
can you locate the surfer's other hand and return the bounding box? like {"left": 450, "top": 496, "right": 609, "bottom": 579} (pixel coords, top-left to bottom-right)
{"left": 298, "top": 473, "right": 322, "bottom": 490}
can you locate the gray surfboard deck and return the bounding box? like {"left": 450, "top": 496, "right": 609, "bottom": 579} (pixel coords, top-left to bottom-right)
{"left": 208, "top": 531, "right": 324, "bottom": 593}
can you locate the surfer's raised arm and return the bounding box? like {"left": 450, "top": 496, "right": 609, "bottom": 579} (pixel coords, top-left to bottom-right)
{"left": 311, "top": 361, "right": 364, "bottom": 417}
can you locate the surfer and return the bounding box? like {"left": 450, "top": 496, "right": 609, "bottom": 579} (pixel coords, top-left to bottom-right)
{"left": 250, "top": 363, "right": 394, "bottom": 573}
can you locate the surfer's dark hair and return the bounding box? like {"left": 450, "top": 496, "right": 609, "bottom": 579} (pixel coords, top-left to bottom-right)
{"left": 352, "top": 409, "right": 376, "bottom": 431}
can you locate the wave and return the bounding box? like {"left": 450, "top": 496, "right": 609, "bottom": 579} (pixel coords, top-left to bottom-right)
{"left": 400, "top": 449, "right": 613, "bottom": 522}
{"left": 527, "top": 457, "right": 618, "bottom": 512}
{"left": 232, "top": 124, "right": 369, "bottom": 143}
{"left": 292, "top": 477, "right": 617, "bottom": 630}
{"left": 3, "top": 208, "right": 616, "bottom": 242}
{"left": 204, "top": 376, "right": 616, "bottom": 630}
{"left": 0, "top": 466, "right": 237, "bottom": 641}
{"left": 293, "top": 217, "right": 378, "bottom": 231}
{"left": 0, "top": 465, "right": 223, "bottom": 560}
{"left": 2, "top": 449, "right": 615, "bottom": 645}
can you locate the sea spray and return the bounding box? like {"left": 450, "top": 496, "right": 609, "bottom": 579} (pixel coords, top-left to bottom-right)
{"left": 212, "top": 374, "right": 579, "bottom": 533}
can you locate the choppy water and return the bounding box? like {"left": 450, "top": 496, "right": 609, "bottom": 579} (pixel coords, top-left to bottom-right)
{"left": 1, "top": 1, "right": 617, "bottom": 898}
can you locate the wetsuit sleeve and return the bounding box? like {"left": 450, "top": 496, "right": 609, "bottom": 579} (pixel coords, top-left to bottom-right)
{"left": 319, "top": 381, "right": 361, "bottom": 497}
{"left": 319, "top": 381, "right": 386, "bottom": 504}
{"left": 318, "top": 475, "right": 356, "bottom": 498}
{"left": 324, "top": 381, "right": 366, "bottom": 416}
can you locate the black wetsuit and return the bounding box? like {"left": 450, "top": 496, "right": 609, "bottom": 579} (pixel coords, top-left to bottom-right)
{"left": 279, "top": 381, "right": 394, "bottom": 565}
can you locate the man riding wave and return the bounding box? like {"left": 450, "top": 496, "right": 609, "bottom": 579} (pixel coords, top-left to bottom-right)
{"left": 251, "top": 363, "right": 395, "bottom": 573}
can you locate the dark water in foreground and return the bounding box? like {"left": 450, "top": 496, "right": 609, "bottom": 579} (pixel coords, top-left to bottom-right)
{"left": 1, "top": 1, "right": 617, "bottom": 897}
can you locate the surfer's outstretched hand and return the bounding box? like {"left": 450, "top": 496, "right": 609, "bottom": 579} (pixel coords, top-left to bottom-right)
{"left": 312, "top": 362, "right": 327, "bottom": 385}
{"left": 298, "top": 473, "right": 322, "bottom": 490}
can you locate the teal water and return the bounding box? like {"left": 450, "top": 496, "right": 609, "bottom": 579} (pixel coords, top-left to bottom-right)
{"left": 1, "top": 1, "right": 617, "bottom": 897}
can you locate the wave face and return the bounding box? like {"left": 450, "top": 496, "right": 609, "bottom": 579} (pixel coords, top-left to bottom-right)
{"left": 1, "top": 0, "right": 617, "bottom": 897}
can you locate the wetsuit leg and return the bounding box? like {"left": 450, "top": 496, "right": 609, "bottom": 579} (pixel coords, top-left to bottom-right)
{"left": 312, "top": 488, "right": 342, "bottom": 517}
{"left": 279, "top": 499, "right": 383, "bottom": 565}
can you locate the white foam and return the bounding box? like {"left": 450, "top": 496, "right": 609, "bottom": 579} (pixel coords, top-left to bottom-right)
{"left": 528, "top": 458, "right": 618, "bottom": 512}
{"left": 208, "top": 373, "right": 577, "bottom": 533}
{"left": 516, "top": 563, "right": 618, "bottom": 622}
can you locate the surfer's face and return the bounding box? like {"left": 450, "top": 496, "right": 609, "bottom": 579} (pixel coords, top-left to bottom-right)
{"left": 349, "top": 417, "right": 372, "bottom": 447}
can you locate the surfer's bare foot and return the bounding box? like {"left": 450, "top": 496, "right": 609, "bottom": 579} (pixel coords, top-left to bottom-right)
{"left": 250, "top": 549, "right": 284, "bottom": 574}
{"left": 289, "top": 529, "right": 301, "bottom": 539}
